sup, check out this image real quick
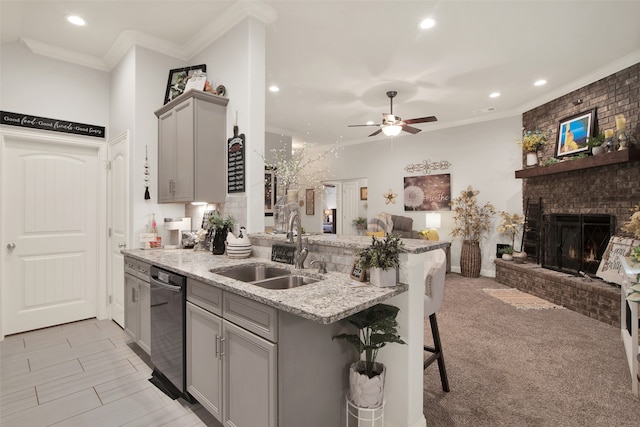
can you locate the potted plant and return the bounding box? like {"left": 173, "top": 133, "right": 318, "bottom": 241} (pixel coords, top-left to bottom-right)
{"left": 587, "top": 133, "right": 606, "bottom": 155}
{"left": 450, "top": 186, "right": 495, "bottom": 278}
{"left": 208, "top": 212, "right": 236, "bottom": 255}
{"left": 332, "top": 303, "right": 406, "bottom": 408}
{"left": 497, "top": 211, "right": 525, "bottom": 261}
{"left": 517, "top": 130, "right": 549, "bottom": 166}
{"left": 352, "top": 216, "right": 367, "bottom": 235}
{"left": 355, "top": 234, "right": 404, "bottom": 287}
{"left": 499, "top": 246, "right": 514, "bottom": 261}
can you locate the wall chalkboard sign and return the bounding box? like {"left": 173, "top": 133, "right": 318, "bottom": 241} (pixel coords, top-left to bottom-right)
{"left": 1, "top": 111, "right": 105, "bottom": 138}
{"left": 227, "top": 118, "right": 245, "bottom": 193}
{"left": 350, "top": 262, "right": 367, "bottom": 282}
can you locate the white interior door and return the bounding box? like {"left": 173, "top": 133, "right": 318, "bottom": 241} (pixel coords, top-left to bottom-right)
{"left": 341, "top": 181, "right": 358, "bottom": 235}
{"left": 108, "top": 131, "right": 129, "bottom": 328}
{"left": 2, "top": 131, "right": 100, "bottom": 335}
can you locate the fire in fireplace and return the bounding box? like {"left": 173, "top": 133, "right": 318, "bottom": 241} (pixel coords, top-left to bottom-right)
{"left": 541, "top": 214, "right": 615, "bottom": 276}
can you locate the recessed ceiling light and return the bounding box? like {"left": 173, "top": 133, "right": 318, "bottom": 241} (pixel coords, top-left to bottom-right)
{"left": 489, "top": 92, "right": 501, "bottom": 98}
{"left": 268, "top": 85, "right": 280, "bottom": 93}
{"left": 534, "top": 79, "right": 547, "bottom": 86}
{"left": 66, "top": 15, "right": 86, "bottom": 26}
{"left": 366, "top": 120, "right": 374, "bottom": 125}
{"left": 419, "top": 18, "right": 437, "bottom": 29}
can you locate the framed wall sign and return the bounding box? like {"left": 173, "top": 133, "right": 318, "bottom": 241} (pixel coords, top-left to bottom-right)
{"left": 350, "top": 262, "right": 366, "bottom": 282}
{"left": 306, "top": 189, "right": 315, "bottom": 215}
{"left": 403, "top": 173, "right": 451, "bottom": 211}
{"left": 596, "top": 235, "right": 640, "bottom": 285}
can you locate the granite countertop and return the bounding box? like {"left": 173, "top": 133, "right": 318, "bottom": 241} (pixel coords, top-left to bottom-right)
{"left": 249, "top": 232, "right": 451, "bottom": 253}
{"left": 122, "top": 248, "right": 408, "bottom": 324}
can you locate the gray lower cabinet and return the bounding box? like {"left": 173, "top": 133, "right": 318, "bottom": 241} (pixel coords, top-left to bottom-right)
{"left": 187, "top": 279, "right": 277, "bottom": 427}
{"left": 124, "top": 257, "right": 150, "bottom": 354}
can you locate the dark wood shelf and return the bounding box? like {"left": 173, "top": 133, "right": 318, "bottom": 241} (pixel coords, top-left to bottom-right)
{"left": 515, "top": 148, "right": 640, "bottom": 179}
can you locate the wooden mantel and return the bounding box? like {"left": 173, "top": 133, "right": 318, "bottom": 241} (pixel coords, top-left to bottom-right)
{"left": 515, "top": 148, "right": 640, "bottom": 179}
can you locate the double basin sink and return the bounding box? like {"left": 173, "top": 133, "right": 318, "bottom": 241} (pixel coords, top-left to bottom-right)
{"left": 212, "top": 264, "right": 320, "bottom": 290}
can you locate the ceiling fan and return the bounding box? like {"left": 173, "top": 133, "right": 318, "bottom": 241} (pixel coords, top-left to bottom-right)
{"left": 348, "top": 91, "right": 437, "bottom": 137}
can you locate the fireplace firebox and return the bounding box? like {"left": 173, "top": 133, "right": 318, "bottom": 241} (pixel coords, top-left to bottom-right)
{"left": 541, "top": 214, "right": 615, "bottom": 276}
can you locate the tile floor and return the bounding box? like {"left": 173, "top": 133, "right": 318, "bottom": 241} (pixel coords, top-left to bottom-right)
{"left": 0, "top": 318, "right": 221, "bottom": 427}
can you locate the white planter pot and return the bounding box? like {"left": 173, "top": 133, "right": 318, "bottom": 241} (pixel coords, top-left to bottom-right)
{"left": 526, "top": 152, "right": 538, "bottom": 166}
{"left": 501, "top": 254, "right": 513, "bottom": 261}
{"left": 348, "top": 361, "right": 386, "bottom": 409}
{"left": 369, "top": 267, "right": 396, "bottom": 287}
{"left": 592, "top": 145, "right": 605, "bottom": 155}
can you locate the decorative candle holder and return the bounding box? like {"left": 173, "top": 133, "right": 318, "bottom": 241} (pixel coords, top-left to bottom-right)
{"left": 617, "top": 130, "right": 629, "bottom": 150}
{"left": 605, "top": 137, "right": 615, "bottom": 153}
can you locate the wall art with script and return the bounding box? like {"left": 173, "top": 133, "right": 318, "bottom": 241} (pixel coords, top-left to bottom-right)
{"left": 403, "top": 173, "right": 451, "bottom": 211}
{"left": 596, "top": 235, "right": 640, "bottom": 285}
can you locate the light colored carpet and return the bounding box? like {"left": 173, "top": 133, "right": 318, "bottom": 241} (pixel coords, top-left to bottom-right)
{"left": 423, "top": 273, "right": 639, "bottom": 427}
{"left": 481, "top": 288, "right": 565, "bottom": 310}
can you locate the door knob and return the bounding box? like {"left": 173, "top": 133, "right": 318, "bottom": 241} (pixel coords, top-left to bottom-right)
{"left": 118, "top": 243, "right": 127, "bottom": 248}
{"left": 7, "top": 243, "right": 16, "bottom": 250}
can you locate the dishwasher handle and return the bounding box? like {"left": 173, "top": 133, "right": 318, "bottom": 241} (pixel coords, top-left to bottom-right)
{"left": 150, "top": 276, "right": 182, "bottom": 292}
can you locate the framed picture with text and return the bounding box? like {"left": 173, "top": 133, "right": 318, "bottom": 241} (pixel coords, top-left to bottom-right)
{"left": 163, "top": 64, "right": 207, "bottom": 104}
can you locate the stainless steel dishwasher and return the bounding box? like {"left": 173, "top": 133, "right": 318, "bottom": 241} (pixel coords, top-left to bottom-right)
{"left": 149, "top": 265, "right": 187, "bottom": 400}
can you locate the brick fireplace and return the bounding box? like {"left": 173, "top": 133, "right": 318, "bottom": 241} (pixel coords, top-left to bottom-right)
{"left": 495, "top": 62, "right": 640, "bottom": 325}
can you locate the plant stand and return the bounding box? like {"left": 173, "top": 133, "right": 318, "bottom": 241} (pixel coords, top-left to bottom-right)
{"left": 346, "top": 396, "right": 384, "bottom": 427}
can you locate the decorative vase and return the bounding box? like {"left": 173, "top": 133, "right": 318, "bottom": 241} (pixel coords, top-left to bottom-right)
{"left": 212, "top": 227, "right": 228, "bottom": 255}
{"left": 513, "top": 251, "right": 527, "bottom": 264}
{"left": 369, "top": 267, "right": 396, "bottom": 287}
{"left": 348, "top": 361, "right": 386, "bottom": 409}
{"left": 592, "top": 145, "right": 605, "bottom": 155}
{"left": 525, "top": 152, "right": 538, "bottom": 166}
{"left": 273, "top": 189, "right": 299, "bottom": 233}
{"left": 501, "top": 253, "right": 513, "bottom": 261}
{"left": 460, "top": 240, "right": 481, "bottom": 278}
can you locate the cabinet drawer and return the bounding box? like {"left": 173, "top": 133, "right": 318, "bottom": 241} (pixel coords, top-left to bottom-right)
{"left": 223, "top": 293, "right": 278, "bottom": 342}
{"left": 124, "top": 257, "right": 137, "bottom": 275}
{"left": 187, "top": 278, "right": 223, "bottom": 316}
{"left": 136, "top": 261, "right": 151, "bottom": 281}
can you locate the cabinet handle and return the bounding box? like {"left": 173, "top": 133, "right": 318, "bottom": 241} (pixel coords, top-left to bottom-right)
{"left": 132, "top": 287, "right": 138, "bottom": 303}
{"left": 215, "top": 334, "right": 219, "bottom": 358}
{"left": 219, "top": 337, "right": 226, "bottom": 357}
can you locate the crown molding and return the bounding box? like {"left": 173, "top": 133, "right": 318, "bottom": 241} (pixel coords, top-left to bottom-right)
{"left": 22, "top": 1, "right": 278, "bottom": 71}
{"left": 20, "top": 37, "right": 109, "bottom": 72}
{"left": 516, "top": 49, "right": 640, "bottom": 115}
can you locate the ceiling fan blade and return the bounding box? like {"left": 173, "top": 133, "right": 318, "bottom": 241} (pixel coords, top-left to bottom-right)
{"left": 348, "top": 124, "right": 381, "bottom": 127}
{"left": 402, "top": 125, "right": 422, "bottom": 134}
{"left": 369, "top": 129, "right": 383, "bottom": 137}
{"left": 404, "top": 116, "right": 437, "bottom": 125}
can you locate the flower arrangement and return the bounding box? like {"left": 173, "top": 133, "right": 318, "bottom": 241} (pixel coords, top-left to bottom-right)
{"left": 517, "top": 130, "right": 549, "bottom": 153}
{"left": 208, "top": 212, "right": 236, "bottom": 231}
{"left": 450, "top": 186, "right": 495, "bottom": 242}
{"left": 261, "top": 142, "right": 340, "bottom": 190}
{"left": 497, "top": 211, "right": 525, "bottom": 250}
{"left": 621, "top": 205, "right": 640, "bottom": 239}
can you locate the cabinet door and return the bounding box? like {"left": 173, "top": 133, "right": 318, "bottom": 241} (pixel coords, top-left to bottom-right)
{"left": 124, "top": 273, "right": 139, "bottom": 341}
{"left": 187, "top": 302, "right": 223, "bottom": 422}
{"left": 137, "top": 279, "right": 151, "bottom": 355}
{"left": 174, "top": 99, "right": 195, "bottom": 202}
{"left": 158, "top": 109, "right": 177, "bottom": 203}
{"left": 223, "top": 320, "right": 277, "bottom": 427}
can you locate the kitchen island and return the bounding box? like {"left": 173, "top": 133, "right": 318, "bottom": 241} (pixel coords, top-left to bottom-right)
{"left": 123, "top": 235, "right": 447, "bottom": 427}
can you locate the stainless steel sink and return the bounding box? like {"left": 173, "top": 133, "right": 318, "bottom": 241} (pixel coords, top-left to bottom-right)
{"left": 213, "top": 264, "right": 291, "bottom": 282}
{"left": 253, "top": 275, "right": 320, "bottom": 290}
{"left": 211, "top": 264, "right": 320, "bottom": 290}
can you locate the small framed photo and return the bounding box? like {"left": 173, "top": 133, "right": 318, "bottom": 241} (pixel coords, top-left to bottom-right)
{"left": 350, "top": 262, "right": 367, "bottom": 282}
{"left": 164, "top": 64, "right": 207, "bottom": 104}
{"left": 360, "top": 187, "right": 368, "bottom": 200}
{"left": 555, "top": 108, "right": 595, "bottom": 158}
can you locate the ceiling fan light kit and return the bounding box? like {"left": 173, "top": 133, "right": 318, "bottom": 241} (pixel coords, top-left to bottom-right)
{"left": 349, "top": 91, "right": 437, "bottom": 137}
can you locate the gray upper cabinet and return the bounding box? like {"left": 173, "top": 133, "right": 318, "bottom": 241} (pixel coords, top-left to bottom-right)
{"left": 155, "top": 90, "right": 229, "bottom": 204}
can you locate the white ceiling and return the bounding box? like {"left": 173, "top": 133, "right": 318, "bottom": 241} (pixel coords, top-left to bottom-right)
{"left": 2, "top": 1, "right": 640, "bottom": 146}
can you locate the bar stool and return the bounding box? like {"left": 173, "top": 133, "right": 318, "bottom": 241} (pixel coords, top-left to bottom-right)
{"left": 423, "top": 248, "right": 450, "bottom": 392}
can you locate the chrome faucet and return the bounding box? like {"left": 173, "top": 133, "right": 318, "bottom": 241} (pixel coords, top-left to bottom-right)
{"left": 287, "top": 211, "right": 308, "bottom": 269}
{"left": 310, "top": 258, "right": 327, "bottom": 274}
